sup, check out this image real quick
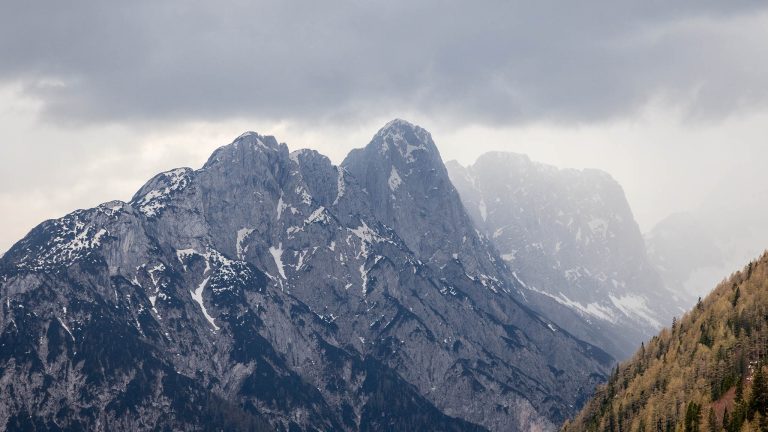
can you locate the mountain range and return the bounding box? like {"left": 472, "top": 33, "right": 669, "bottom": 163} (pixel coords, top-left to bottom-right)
{"left": 0, "top": 119, "right": 699, "bottom": 431}
{"left": 0, "top": 120, "right": 624, "bottom": 431}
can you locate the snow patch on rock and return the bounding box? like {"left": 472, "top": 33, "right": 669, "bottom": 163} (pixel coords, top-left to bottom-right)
{"left": 270, "top": 243, "right": 287, "bottom": 279}
{"left": 388, "top": 167, "right": 403, "bottom": 191}
{"left": 236, "top": 228, "right": 255, "bottom": 259}
{"left": 134, "top": 168, "right": 191, "bottom": 217}
{"left": 191, "top": 277, "right": 219, "bottom": 331}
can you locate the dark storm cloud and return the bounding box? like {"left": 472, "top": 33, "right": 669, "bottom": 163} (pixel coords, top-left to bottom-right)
{"left": 1, "top": 0, "right": 767, "bottom": 125}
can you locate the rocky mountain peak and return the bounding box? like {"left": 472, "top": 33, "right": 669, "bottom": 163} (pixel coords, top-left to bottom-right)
{"left": 130, "top": 167, "right": 194, "bottom": 218}
{"left": 369, "top": 118, "right": 439, "bottom": 166}
{"left": 233, "top": 130, "right": 282, "bottom": 150}
{"left": 342, "top": 120, "right": 507, "bottom": 287}
{"left": 203, "top": 131, "right": 288, "bottom": 170}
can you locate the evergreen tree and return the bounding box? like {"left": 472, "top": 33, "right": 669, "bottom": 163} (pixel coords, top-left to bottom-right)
{"left": 751, "top": 364, "right": 768, "bottom": 418}
{"left": 685, "top": 402, "right": 701, "bottom": 432}
{"left": 607, "top": 410, "right": 616, "bottom": 432}
{"left": 757, "top": 412, "right": 768, "bottom": 432}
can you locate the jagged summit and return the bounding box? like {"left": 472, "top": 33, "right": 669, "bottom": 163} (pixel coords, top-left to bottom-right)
{"left": 130, "top": 167, "right": 193, "bottom": 215}
{"left": 364, "top": 118, "right": 440, "bottom": 165}
{"left": 377, "top": 118, "right": 426, "bottom": 138}
{"left": 233, "top": 130, "right": 281, "bottom": 148}
{"left": 342, "top": 120, "right": 508, "bottom": 286}
{"left": 204, "top": 131, "right": 287, "bottom": 170}
{"left": 382, "top": 117, "right": 416, "bottom": 129}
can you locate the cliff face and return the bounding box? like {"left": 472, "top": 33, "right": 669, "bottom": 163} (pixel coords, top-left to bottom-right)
{"left": 448, "top": 153, "right": 685, "bottom": 359}
{"left": 0, "top": 121, "right": 612, "bottom": 431}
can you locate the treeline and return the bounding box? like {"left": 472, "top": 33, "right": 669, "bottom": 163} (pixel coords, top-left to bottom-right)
{"left": 564, "top": 252, "right": 768, "bottom": 432}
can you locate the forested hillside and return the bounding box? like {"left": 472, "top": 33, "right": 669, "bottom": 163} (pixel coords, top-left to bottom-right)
{"left": 565, "top": 252, "right": 768, "bottom": 432}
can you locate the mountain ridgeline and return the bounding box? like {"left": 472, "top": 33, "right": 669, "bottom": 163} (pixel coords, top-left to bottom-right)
{"left": 565, "top": 252, "right": 768, "bottom": 432}
{"left": 0, "top": 120, "right": 619, "bottom": 431}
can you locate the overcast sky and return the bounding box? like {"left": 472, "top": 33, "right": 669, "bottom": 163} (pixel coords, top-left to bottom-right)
{"left": 2, "top": 1, "right": 768, "bottom": 253}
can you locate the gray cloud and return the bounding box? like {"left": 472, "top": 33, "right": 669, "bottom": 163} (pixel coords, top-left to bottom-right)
{"left": 1, "top": 1, "right": 767, "bottom": 126}
{"left": 3, "top": 0, "right": 768, "bottom": 261}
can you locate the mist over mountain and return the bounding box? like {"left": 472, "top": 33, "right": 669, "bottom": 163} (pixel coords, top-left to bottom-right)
{"left": 447, "top": 153, "right": 686, "bottom": 359}
{"left": 645, "top": 172, "right": 768, "bottom": 306}
{"left": 645, "top": 212, "right": 726, "bottom": 304}
{"left": 0, "top": 120, "right": 615, "bottom": 431}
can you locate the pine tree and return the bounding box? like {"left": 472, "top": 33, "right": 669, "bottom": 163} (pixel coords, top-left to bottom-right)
{"left": 751, "top": 364, "right": 768, "bottom": 418}
{"left": 757, "top": 412, "right": 768, "bottom": 432}
{"left": 708, "top": 408, "right": 717, "bottom": 432}
{"left": 685, "top": 402, "right": 702, "bottom": 432}
{"left": 607, "top": 410, "right": 616, "bottom": 432}
{"left": 731, "top": 403, "right": 746, "bottom": 432}
{"left": 736, "top": 377, "right": 744, "bottom": 403}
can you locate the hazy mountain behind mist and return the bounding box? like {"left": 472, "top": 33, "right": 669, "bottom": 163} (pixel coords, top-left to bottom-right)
{"left": 447, "top": 153, "right": 686, "bottom": 359}
{"left": 646, "top": 174, "right": 768, "bottom": 303}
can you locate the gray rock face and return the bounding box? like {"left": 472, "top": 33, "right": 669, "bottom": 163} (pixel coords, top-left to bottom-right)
{"left": 447, "top": 152, "right": 685, "bottom": 359}
{"left": 342, "top": 120, "right": 505, "bottom": 286}
{"left": 0, "top": 122, "right": 612, "bottom": 431}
